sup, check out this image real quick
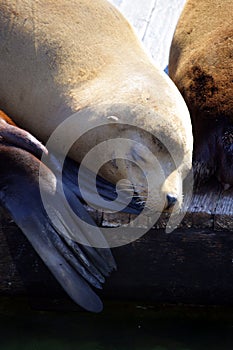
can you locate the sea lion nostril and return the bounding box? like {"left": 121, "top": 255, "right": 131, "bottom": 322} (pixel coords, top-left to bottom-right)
{"left": 166, "top": 194, "right": 177, "bottom": 208}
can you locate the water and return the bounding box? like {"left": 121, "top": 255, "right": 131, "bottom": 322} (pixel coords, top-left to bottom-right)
{"left": 0, "top": 298, "right": 233, "bottom": 350}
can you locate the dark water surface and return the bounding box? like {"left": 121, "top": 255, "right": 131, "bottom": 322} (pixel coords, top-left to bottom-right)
{"left": 0, "top": 298, "right": 233, "bottom": 350}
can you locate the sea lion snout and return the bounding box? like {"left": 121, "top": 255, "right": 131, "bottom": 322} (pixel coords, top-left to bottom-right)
{"left": 161, "top": 169, "right": 183, "bottom": 212}
{"left": 166, "top": 193, "right": 178, "bottom": 210}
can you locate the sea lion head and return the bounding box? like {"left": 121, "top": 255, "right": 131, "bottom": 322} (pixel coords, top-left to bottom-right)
{"left": 52, "top": 67, "right": 193, "bottom": 215}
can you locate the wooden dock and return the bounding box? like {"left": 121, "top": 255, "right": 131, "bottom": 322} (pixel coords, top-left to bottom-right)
{"left": 1, "top": 177, "right": 233, "bottom": 309}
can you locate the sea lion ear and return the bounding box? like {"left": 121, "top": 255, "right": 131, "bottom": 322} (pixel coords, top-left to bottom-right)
{"left": 0, "top": 112, "right": 48, "bottom": 158}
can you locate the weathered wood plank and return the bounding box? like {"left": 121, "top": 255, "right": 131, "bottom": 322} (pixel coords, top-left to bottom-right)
{"left": 1, "top": 179, "right": 233, "bottom": 308}
{"left": 113, "top": 0, "right": 156, "bottom": 40}
{"left": 110, "top": 0, "right": 186, "bottom": 68}
{"left": 183, "top": 178, "right": 222, "bottom": 229}
{"left": 103, "top": 228, "right": 233, "bottom": 305}
{"left": 142, "top": 0, "right": 186, "bottom": 68}
{"left": 215, "top": 188, "right": 233, "bottom": 231}
{"left": 1, "top": 210, "right": 233, "bottom": 307}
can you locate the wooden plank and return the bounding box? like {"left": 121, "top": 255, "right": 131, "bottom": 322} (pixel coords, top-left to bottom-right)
{"left": 1, "top": 177, "right": 233, "bottom": 308}
{"left": 103, "top": 228, "right": 233, "bottom": 305}
{"left": 182, "top": 178, "right": 222, "bottom": 229}
{"left": 112, "top": 0, "right": 156, "bottom": 40}
{"left": 142, "top": 0, "right": 186, "bottom": 68}
{"left": 215, "top": 187, "right": 233, "bottom": 231}
{"left": 110, "top": 0, "right": 186, "bottom": 68}
{"left": 1, "top": 210, "right": 233, "bottom": 307}
{"left": 111, "top": 0, "right": 123, "bottom": 7}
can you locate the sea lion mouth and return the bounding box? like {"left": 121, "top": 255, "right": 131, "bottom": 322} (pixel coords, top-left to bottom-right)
{"left": 128, "top": 186, "right": 178, "bottom": 214}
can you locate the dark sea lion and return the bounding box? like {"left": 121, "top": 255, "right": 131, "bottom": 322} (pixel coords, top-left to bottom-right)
{"left": 169, "top": 0, "right": 233, "bottom": 187}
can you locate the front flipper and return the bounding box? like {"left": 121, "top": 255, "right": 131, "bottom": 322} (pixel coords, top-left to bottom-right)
{"left": 0, "top": 145, "right": 115, "bottom": 312}
{"left": 17, "top": 215, "right": 104, "bottom": 312}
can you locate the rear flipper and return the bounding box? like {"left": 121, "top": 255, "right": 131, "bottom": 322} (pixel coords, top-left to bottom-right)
{"left": 0, "top": 110, "right": 47, "bottom": 158}
{"left": 0, "top": 143, "right": 116, "bottom": 312}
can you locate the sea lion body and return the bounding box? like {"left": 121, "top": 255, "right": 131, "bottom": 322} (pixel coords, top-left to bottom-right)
{"left": 169, "top": 0, "right": 233, "bottom": 185}
{"left": 0, "top": 0, "right": 192, "bottom": 212}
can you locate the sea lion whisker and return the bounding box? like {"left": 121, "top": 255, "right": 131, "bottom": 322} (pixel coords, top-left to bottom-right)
{"left": 116, "top": 189, "right": 135, "bottom": 193}
{"left": 118, "top": 183, "right": 144, "bottom": 188}
{"left": 125, "top": 194, "right": 137, "bottom": 200}
{"left": 136, "top": 201, "right": 146, "bottom": 206}
{"left": 125, "top": 195, "right": 147, "bottom": 201}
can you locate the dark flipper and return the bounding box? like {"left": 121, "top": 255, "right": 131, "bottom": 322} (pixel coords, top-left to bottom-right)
{"left": 14, "top": 214, "right": 103, "bottom": 313}
{"left": 0, "top": 111, "right": 141, "bottom": 312}
{"left": 0, "top": 145, "right": 116, "bottom": 312}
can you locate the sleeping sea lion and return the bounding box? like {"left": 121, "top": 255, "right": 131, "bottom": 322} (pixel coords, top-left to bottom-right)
{"left": 169, "top": 0, "right": 233, "bottom": 187}
{"left": 0, "top": 0, "right": 193, "bottom": 213}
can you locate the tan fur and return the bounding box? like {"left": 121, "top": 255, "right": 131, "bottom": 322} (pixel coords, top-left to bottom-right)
{"left": 0, "top": 0, "right": 192, "bottom": 211}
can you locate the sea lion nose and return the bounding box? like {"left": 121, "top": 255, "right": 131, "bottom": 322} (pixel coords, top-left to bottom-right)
{"left": 166, "top": 194, "right": 177, "bottom": 209}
